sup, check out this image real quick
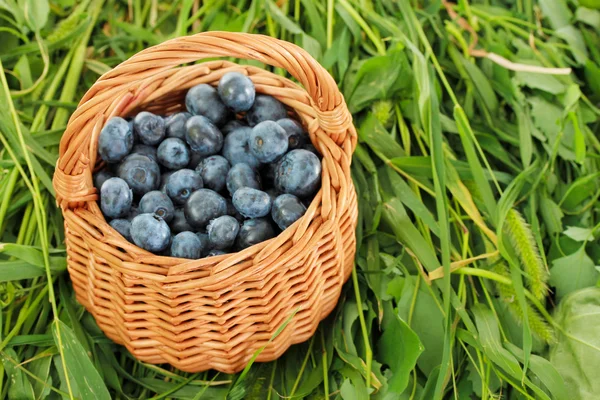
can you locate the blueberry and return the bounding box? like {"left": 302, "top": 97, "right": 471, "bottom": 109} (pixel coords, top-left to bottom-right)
{"left": 117, "top": 154, "right": 161, "bottom": 196}
{"left": 157, "top": 138, "right": 190, "bottom": 170}
{"left": 185, "top": 84, "right": 232, "bottom": 126}
{"left": 139, "top": 190, "right": 175, "bottom": 223}
{"left": 221, "top": 120, "right": 246, "bottom": 135}
{"left": 226, "top": 163, "right": 260, "bottom": 196}
{"left": 187, "top": 152, "right": 204, "bottom": 170}
{"left": 217, "top": 72, "right": 255, "bottom": 112}
{"left": 109, "top": 219, "right": 132, "bottom": 242}
{"left": 170, "top": 208, "right": 194, "bottom": 233}
{"left": 134, "top": 112, "right": 165, "bottom": 145}
{"left": 236, "top": 218, "right": 275, "bottom": 250}
{"left": 165, "top": 169, "right": 203, "bottom": 205}
{"left": 170, "top": 231, "right": 202, "bottom": 259}
{"left": 207, "top": 215, "right": 239, "bottom": 250}
{"left": 274, "top": 149, "right": 321, "bottom": 197}
{"left": 195, "top": 232, "right": 211, "bottom": 255}
{"left": 130, "top": 213, "right": 171, "bottom": 252}
{"left": 232, "top": 187, "right": 272, "bottom": 218}
{"left": 277, "top": 118, "right": 307, "bottom": 150}
{"left": 94, "top": 170, "right": 114, "bottom": 192}
{"left": 184, "top": 189, "right": 227, "bottom": 228}
{"left": 165, "top": 112, "right": 192, "bottom": 140}
{"left": 271, "top": 194, "right": 306, "bottom": 230}
{"left": 132, "top": 143, "right": 158, "bottom": 162}
{"left": 222, "top": 127, "right": 261, "bottom": 169}
{"left": 207, "top": 249, "right": 227, "bottom": 257}
{"left": 185, "top": 115, "right": 224, "bottom": 157}
{"left": 246, "top": 95, "right": 287, "bottom": 126}
{"left": 248, "top": 121, "right": 288, "bottom": 163}
{"left": 100, "top": 177, "right": 133, "bottom": 218}
{"left": 196, "top": 155, "right": 230, "bottom": 192}
{"left": 98, "top": 117, "right": 134, "bottom": 163}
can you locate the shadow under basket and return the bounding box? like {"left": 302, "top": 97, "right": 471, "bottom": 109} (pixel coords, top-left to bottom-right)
{"left": 52, "top": 32, "right": 358, "bottom": 374}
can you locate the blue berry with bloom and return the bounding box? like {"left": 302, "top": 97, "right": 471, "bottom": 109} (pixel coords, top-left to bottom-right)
{"left": 157, "top": 138, "right": 190, "bottom": 170}
{"left": 184, "top": 188, "right": 228, "bottom": 228}
{"left": 165, "top": 112, "right": 191, "bottom": 140}
{"left": 218, "top": 72, "right": 255, "bottom": 112}
{"left": 245, "top": 95, "right": 287, "bottom": 126}
{"left": 226, "top": 163, "right": 260, "bottom": 196}
{"left": 185, "top": 115, "right": 224, "bottom": 157}
{"left": 117, "top": 153, "right": 161, "bottom": 196}
{"left": 274, "top": 149, "right": 321, "bottom": 198}
{"left": 98, "top": 117, "right": 134, "bottom": 163}
{"left": 185, "top": 83, "right": 232, "bottom": 126}
{"left": 139, "top": 190, "right": 175, "bottom": 223}
{"left": 271, "top": 194, "right": 307, "bottom": 230}
{"left": 134, "top": 112, "right": 165, "bottom": 145}
{"left": 131, "top": 213, "right": 171, "bottom": 252}
{"left": 100, "top": 177, "right": 133, "bottom": 218}
{"left": 232, "top": 187, "right": 272, "bottom": 218}
{"left": 170, "top": 231, "right": 202, "bottom": 259}
{"left": 165, "top": 169, "right": 203, "bottom": 205}
{"left": 222, "top": 126, "right": 261, "bottom": 169}
{"left": 207, "top": 215, "right": 239, "bottom": 250}
{"left": 249, "top": 121, "right": 288, "bottom": 163}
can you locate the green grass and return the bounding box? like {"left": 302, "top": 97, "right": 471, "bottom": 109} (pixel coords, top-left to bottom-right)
{"left": 1, "top": 0, "right": 600, "bottom": 398}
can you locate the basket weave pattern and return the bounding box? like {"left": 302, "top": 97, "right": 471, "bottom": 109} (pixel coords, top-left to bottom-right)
{"left": 53, "top": 32, "right": 357, "bottom": 373}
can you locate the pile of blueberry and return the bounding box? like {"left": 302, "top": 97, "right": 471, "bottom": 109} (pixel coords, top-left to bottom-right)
{"left": 93, "top": 72, "right": 321, "bottom": 259}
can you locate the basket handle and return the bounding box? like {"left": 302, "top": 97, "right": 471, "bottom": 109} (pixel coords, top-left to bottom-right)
{"left": 53, "top": 32, "right": 355, "bottom": 209}
{"left": 101, "top": 32, "right": 352, "bottom": 139}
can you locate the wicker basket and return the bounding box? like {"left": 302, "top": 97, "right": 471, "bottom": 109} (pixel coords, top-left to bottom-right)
{"left": 52, "top": 32, "right": 357, "bottom": 373}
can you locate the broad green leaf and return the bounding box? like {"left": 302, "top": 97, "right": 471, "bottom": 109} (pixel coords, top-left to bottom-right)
{"left": 382, "top": 198, "right": 441, "bottom": 273}
{"left": 397, "top": 277, "right": 444, "bottom": 376}
{"left": 1, "top": 349, "right": 35, "bottom": 400}
{"left": 465, "top": 356, "right": 501, "bottom": 397}
{"left": 458, "top": 53, "right": 499, "bottom": 112}
{"left": 472, "top": 304, "right": 522, "bottom": 378}
{"left": 339, "top": 366, "right": 369, "bottom": 400}
{"left": 556, "top": 25, "right": 589, "bottom": 64}
{"left": 377, "top": 302, "right": 423, "bottom": 394}
{"left": 19, "top": 0, "right": 49, "bottom": 31}
{"left": 378, "top": 165, "right": 440, "bottom": 236}
{"left": 514, "top": 70, "right": 567, "bottom": 94}
{"left": 550, "top": 287, "right": 600, "bottom": 400}
{"left": 0, "top": 259, "right": 65, "bottom": 281}
{"left": 346, "top": 47, "right": 408, "bottom": 112}
{"left": 505, "top": 342, "right": 569, "bottom": 400}
{"left": 358, "top": 113, "right": 406, "bottom": 160}
{"left": 550, "top": 246, "right": 599, "bottom": 300}
{"left": 563, "top": 226, "right": 595, "bottom": 242}
{"left": 140, "top": 378, "right": 229, "bottom": 399}
{"left": 576, "top": 7, "right": 600, "bottom": 29}
{"left": 539, "top": 191, "right": 563, "bottom": 235}
{"left": 52, "top": 320, "right": 111, "bottom": 400}
{"left": 27, "top": 352, "right": 53, "bottom": 399}
{"left": 560, "top": 172, "right": 600, "bottom": 210}
{"left": 538, "top": 0, "right": 572, "bottom": 29}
